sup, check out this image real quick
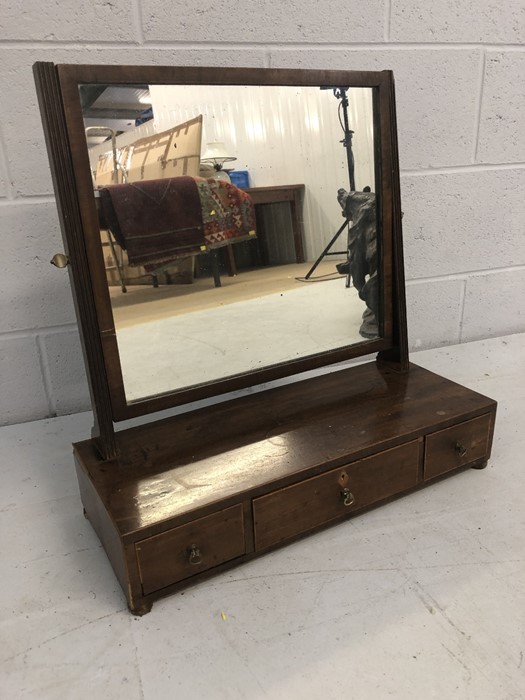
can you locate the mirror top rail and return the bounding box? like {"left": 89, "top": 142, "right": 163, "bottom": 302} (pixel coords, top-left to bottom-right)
{"left": 57, "top": 64, "right": 393, "bottom": 89}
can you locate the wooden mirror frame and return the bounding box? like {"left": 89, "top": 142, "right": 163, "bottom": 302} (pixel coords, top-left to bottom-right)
{"left": 34, "top": 63, "right": 407, "bottom": 459}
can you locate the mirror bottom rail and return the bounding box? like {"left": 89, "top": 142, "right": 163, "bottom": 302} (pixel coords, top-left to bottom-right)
{"left": 73, "top": 363, "right": 496, "bottom": 615}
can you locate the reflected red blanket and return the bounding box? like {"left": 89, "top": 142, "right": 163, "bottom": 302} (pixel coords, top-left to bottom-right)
{"left": 99, "top": 177, "right": 256, "bottom": 267}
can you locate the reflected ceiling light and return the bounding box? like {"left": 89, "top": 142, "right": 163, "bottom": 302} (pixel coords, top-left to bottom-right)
{"left": 305, "top": 111, "right": 320, "bottom": 134}
{"left": 201, "top": 142, "right": 237, "bottom": 182}
{"left": 246, "top": 119, "right": 265, "bottom": 142}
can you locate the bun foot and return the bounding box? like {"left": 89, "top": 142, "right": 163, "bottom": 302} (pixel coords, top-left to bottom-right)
{"left": 129, "top": 599, "right": 153, "bottom": 616}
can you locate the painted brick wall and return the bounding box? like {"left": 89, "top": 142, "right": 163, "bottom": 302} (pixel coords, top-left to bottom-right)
{"left": 0, "top": 0, "right": 524, "bottom": 425}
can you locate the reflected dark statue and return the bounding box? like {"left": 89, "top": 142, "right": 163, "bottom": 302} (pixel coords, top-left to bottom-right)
{"left": 337, "top": 188, "right": 378, "bottom": 338}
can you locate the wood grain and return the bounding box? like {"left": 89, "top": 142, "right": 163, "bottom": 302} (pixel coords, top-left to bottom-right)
{"left": 74, "top": 361, "right": 496, "bottom": 613}
{"left": 253, "top": 440, "right": 420, "bottom": 550}
{"left": 33, "top": 62, "right": 117, "bottom": 458}
{"left": 135, "top": 505, "right": 245, "bottom": 595}
{"left": 424, "top": 413, "right": 493, "bottom": 480}
{"left": 74, "top": 362, "right": 496, "bottom": 539}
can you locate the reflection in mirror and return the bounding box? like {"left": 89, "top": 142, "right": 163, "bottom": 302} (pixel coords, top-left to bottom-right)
{"left": 81, "top": 83, "right": 380, "bottom": 403}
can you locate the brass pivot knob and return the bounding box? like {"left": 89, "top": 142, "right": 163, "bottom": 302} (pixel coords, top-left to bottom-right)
{"left": 188, "top": 544, "right": 202, "bottom": 565}
{"left": 50, "top": 253, "right": 69, "bottom": 268}
{"left": 341, "top": 487, "right": 355, "bottom": 507}
{"left": 455, "top": 442, "right": 468, "bottom": 458}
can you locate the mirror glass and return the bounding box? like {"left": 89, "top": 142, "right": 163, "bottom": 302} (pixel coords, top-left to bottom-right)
{"left": 81, "top": 83, "right": 380, "bottom": 403}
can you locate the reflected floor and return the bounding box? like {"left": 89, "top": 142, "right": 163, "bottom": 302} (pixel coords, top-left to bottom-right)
{"left": 111, "top": 262, "right": 374, "bottom": 403}
{"left": 109, "top": 262, "right": 344, "bottom": 329}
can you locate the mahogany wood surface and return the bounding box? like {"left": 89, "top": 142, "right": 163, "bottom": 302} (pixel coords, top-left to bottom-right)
{"left": 377, "top": 73, "right": 408, "bottom": 371}
{"left": 424, "top": 413, "right": 494, "bottom": 480}
{"left": 136, "top": 505, "right": 245, "bottom": 594}
{"left": 75, "top": 361, "right": 496, "bottom": 612}
{"left": 33, "top": 63, "right": 117, "bottom": 458}
{"left": 253, "top": 440, "right": 420, "bottom": 551}
{"left": 75, "top": 362, "right": 496, "bottom": 539}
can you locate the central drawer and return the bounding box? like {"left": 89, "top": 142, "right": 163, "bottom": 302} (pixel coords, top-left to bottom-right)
{"left": 135, "top": 504, "right": 245, "bottom": 595}
{"left": 253, "top": 440, "right": 420, "bottom": 551}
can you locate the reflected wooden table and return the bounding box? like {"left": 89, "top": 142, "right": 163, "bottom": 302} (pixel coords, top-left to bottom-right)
{"left": 227, "top": 184, "right": 306, "bottom": 275}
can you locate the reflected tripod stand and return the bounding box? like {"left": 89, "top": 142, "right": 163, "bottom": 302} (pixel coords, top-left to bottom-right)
{"left": 304, "top": 86, "right": 355, "bottom": 284}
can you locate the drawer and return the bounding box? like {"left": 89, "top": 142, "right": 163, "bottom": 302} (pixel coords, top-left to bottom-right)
{"left": 253, "top": 440, "right": 420, "bottom": 551}
{"left": 424, "top": 413, "right": 493, "bottom": 480}
{"left": 135, "top": 505, "right": 245, "bottom": 595}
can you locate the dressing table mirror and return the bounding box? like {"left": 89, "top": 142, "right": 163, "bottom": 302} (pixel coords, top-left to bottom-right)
{"left": 34, "top": 63, "right": 496, "bottom": 614}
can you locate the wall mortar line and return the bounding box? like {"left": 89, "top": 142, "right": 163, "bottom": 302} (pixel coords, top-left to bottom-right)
{"left": 401, "top": 162, "right": 525, "bottom": 176}
{"left": 131, "top": 0, "right": 145, "bottom": 45}
{"left": 458, "top": 279, "right": 468, "bottom": 343}
{"left": 35, "top": 334, "right": 57, "bottom": 417}
{"left": 384, "top": 0, "right": 392, "bottom": 42}
{"left": 0, "top": 122, "right": 15, "bottom": 199}
{"left": 406, "top": 264, "right": 525, "bottom": 285}
{"left": 473, "top": 50, "right": 487, "bottom": 163}
{"left": 0, "top": 195, "right": 56, "bottom": 207}
{"left": 1, "top": 40, "right": 524, "bottom": 50}
{"left": 0, "top": 324, "right": 79, "bottom": 340}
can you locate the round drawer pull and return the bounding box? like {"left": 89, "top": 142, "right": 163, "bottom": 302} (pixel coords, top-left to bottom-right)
{"left": 50, "top": 252, "right": 69, "bottom": 268}
{"left": 341, "top": 488, "right": 355, "bottom": 507}
{"left": 455, "top": 442, "right": 468, "bottom": 458}
{"left": 188, "top": 544, "right": 202, "bottom": 565}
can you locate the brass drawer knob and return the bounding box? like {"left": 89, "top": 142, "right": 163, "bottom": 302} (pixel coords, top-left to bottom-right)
{"left": 341, "top": 487, "right": 355, "bottom": 507}
{"left": 188, "top": 544, "right": 202, "bottom": 565}
{"left": 455, "top": 442, "right": 468, "bottom": 458}
{"left": 50, "top": 253, "right": 69, "bottom": 268}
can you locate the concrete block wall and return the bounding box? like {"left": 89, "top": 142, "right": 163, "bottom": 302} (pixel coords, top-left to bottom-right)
{"left": 0, "top": 1, "right": 524, "bottom": 425}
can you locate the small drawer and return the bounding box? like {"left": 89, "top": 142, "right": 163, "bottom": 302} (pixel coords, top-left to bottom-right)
{"left": 135, "top": 505, "right": 245, "bottom": 595}
{"left": 253, "top": 440, "right": 420, "bottom": 551}
{"left": 424, "top": 413, "right": 493, "bottom": 480}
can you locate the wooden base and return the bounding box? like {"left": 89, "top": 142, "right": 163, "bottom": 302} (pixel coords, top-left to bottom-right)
{"left": 74, "top": 362, "right": 496, "bottom": 614}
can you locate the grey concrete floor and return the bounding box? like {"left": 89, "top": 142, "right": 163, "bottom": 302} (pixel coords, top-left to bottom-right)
{"left": 1, "top": 334, "right": 524, "bottom": 699}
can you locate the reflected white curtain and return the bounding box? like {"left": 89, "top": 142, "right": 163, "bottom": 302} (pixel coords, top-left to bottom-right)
{"left": 150, "top": 84, "right": 375, "bottom": 262}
